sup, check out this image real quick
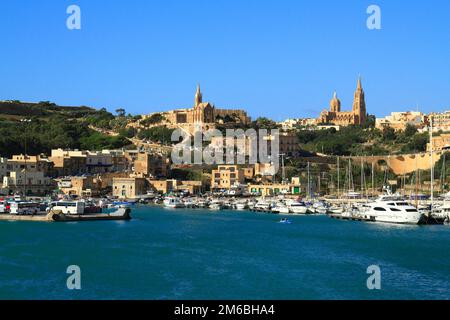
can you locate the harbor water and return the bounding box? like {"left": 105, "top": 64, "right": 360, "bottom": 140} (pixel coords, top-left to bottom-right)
{"left": 0, "top": 205, "right": 449, "bottom": 300}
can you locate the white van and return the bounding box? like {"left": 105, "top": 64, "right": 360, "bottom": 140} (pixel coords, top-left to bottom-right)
{"left": 9, "top": 202, "right": 40, "bottom": 215}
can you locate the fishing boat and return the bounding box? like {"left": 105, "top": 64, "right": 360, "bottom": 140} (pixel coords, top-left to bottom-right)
{"left": 163, "top": 197, "right": 185, "bottom": 208}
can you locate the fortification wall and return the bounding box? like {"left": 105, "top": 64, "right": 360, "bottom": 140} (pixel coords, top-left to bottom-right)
{"left": 345, "top": 152, "right": 443, "bottom": 175}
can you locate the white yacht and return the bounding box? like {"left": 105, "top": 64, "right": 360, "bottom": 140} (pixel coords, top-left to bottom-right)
{"left": 163, "top": 197, "right": 185, "bottom": 208}
{"left": 271, "top": 203, "right": 290, "bottom": 214}
{"left": 429, "top": 192, "right": 450, "bottom": 224}
{"left": 286, "top": 200, "right": 308, "bottom": 214}
{"left": 358, "top": 194, "right": 422, "bottom": 224}
{"left": 312, "top": 201, "right": 329, "bottom": 214}
{"left": 234, "top": 201, "right": 247, "bottom": 211}
{"left": 209, "top": 202, "right": 223, "bottom": 210}
{"left": 254, "top": 200, "right": 271, "bottom": 211}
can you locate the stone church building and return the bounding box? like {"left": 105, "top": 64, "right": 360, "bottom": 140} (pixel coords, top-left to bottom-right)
{"left": 151, "top": 85, "right": 251, "bottom": 135}
{"left": 317, "top": 77, "right": 367, "bottom": 126}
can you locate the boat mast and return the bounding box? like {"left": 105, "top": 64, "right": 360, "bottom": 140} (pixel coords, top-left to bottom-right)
{"left": 318, "top": 173, "right": 321, "bottom": 196}
{"left": 430, "top": 116, "right": 434, "bottom": 209}
{"left": 349, "top": 159, "right": 354, "bottom": 192}
{"left": 415, "top": 153, "right": 419, "bottom": 208}
{"left": 440, "top": 153, "right": 446, "bottom": 193}
{"left": 361, "top": 157, "right": 364, "bottom": 194}
{"left": 307, "top": 161, "right": 310, "bottom": 199}
{"left": 371, "top": 161, "right": 375, "bottom": 196}
{"left": 337, "top": 156, "right": 340, "bottom": 198}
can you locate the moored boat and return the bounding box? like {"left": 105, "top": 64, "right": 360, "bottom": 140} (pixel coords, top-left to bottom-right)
{"left": 163, "top": 197, "right": 185, "bottom": 208}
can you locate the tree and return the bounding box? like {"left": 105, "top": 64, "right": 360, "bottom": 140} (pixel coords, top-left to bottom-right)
{"left": 251, "top": 117, "right": 280, "bottom": 130}
{"left": 382, "top": 127, "right": 396, "bottom": 141}
{"left": 141, "top": 113, "right": 165, "bottom": 127}
{"left": 362, "top": 114, "right": 376, "bottom": 128}
{"left": 401, "top": 132, "right": 428, "bottom": 153}
{"left": 404, "top": 123, "right": 418, "bottom": 137}
{"left": 115, "top": 108, "right": 126, "bottom": 117}
{"left": 137, "top": 126, "right": 175, "bottom": 144}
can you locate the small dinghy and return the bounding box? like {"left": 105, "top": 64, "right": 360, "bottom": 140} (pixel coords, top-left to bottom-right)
{"left": 278, "top": 218, "right": 292, "bottom": 224}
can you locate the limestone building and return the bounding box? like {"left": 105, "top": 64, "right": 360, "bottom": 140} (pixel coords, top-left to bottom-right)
{"left": 211, "top": 165, "right": 246, "bottom": 190}
{"left": 375, "top": 111, "right": 426, "bottom": 131}
{"left": 113, "top": 177, "right": 148, "bottom": 199}
{"left": 317, "top": 78, "right": 367, "bottom": 126}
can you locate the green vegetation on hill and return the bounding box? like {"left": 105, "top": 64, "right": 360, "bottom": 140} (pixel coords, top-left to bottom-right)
{"left": 140, "top": 113, "right": 165, "bottom": 127}
{"left": 0, "top": 100, "right": 105, "bottom": 118}
{"left": 137, "top": 126, "right": 175, "bottom": 144}
{"left": 0, "top": 101, "right": 132, "bottom": 157}
{"left": 297, "top": 124, "right": 429, "bottom": 156}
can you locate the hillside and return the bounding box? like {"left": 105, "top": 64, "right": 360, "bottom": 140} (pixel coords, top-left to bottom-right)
{"left": 0, "top": 100, "right": 104, "bottom": 119}
{"left": 0, "top": 100, "right": 132, "bottom": 157}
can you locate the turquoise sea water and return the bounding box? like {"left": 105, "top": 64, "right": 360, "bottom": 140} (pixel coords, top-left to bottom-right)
{"left": 0, "top": 205, "right": 449, "bottom": 300}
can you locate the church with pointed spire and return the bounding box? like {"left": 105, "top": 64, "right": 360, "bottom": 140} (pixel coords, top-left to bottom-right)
{"left": 317, "top": 77, "right": 367, "bottom": 126}
{"left": 147, "top": 84, "right": 251, "bottom": 135}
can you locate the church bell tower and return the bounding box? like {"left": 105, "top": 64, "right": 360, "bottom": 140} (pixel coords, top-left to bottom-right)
{"left": 194, "top": 84, "right": 203, "bottom": 107}
{"left": 352, "top": 77, "right": 366, "bottom": 125}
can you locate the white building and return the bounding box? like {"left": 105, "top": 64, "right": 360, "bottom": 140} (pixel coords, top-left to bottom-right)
{"left": 376, "top": 111, "right": 426, "bottom": 131}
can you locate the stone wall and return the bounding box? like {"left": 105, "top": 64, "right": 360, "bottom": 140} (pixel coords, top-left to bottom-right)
{"left": 344, "top": 152, "right": 442, "bottom": 175}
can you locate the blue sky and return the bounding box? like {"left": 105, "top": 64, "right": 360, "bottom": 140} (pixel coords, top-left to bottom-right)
{"left": 0, "top": 0, "right": 449, "bottom": 120}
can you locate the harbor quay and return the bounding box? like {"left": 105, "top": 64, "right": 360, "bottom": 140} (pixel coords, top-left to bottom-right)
{"left": 1, "top": 142, "right": 449, "bottom": 226}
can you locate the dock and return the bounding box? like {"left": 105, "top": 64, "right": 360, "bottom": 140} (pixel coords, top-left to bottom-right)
{"left": 0, "top": 208, "right": 132, "bottom": 222}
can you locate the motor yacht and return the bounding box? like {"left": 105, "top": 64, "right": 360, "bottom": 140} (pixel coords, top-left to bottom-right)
{"left": 358, "top": 194, "right": 422, "bottom": 224}
{"left": 285, "top": 200, "right": 308, "bottom": 214}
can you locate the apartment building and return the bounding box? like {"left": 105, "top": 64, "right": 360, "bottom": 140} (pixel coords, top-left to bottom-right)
{"left": 427, "top": 133, "right": 450, "bottom": 152}
{"left": 211, "top": 165, "right": 245, "bottom": 190}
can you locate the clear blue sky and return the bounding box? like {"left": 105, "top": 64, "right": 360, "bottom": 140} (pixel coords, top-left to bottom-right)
{"left": 1, "top": 0, "right": 449, "bottom": 120}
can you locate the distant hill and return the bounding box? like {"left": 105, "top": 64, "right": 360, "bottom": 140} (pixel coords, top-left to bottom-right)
{"left": 0, "top": 100, "right": 102, "bottom": 118}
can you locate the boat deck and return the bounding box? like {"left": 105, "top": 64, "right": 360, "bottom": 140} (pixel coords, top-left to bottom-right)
{"left": 0, "top": 208, "right": 132, "bottom": 222}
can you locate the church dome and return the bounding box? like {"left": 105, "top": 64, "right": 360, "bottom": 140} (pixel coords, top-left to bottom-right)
{"left": 330, "top": 91, "right": 341, "bottom": 112}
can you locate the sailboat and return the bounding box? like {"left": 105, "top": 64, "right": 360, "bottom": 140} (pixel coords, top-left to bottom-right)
{"left": 423, "top": 116, "right": 446, "bottom": 224}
